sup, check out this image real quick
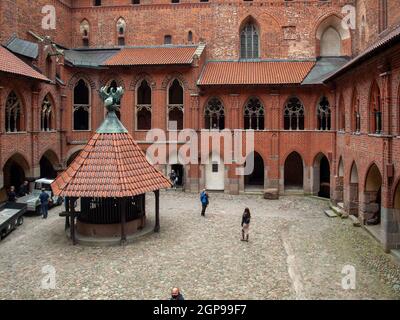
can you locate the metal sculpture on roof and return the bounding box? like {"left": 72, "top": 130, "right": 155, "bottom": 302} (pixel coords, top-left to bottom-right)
{"left": 99, "top": 85, "right": 124, "bottom": 113}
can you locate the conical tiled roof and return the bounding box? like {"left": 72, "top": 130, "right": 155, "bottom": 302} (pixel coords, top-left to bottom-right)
{"left": 52, "top": 112, "right": 171, "bottom": 198}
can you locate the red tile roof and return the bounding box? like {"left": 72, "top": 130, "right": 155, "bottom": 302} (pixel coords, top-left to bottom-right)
{"left": 198, "top": 61, "right": 316, "bottom": 86}
{"left": 325, "top": 24, "right": 400, "bottom": 81}
{"left": 104, "top": 45, "right": 200, "bottom": 66}
{"left": 0, "top": 46, "right": 49, "bottom": 81}
{"left": 51, "top": 132, "right": 172, "bottom": 198}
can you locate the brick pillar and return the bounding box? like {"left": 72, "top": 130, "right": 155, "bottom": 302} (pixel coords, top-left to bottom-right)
{"left": 60, "top": 92, "right": 67, "bottom": 166}
{"left": 379, "top": 62, "right": 391, "bottom": 136}
{"left": 229, "top": 94, "right": 240, "bottom": 129}
{"left": 153, "top": 88, "right": 166, "bottom": 130}
{"left": 31, "top": 90, "right": 40, "bottom": 179}
{"left": 270, "top": 92, "right": 280, "bottom": 194}
{"left": 228, "top": 94, "right": 240, "bottom": 194}
{"left": 332, "top": 176, "right": 344, "bottom": 203}
{"left": 0, "top": 86, "right": 3, "bottom": 189}
{"left": 188, "top": 93, "right": 200, "bottom": 192}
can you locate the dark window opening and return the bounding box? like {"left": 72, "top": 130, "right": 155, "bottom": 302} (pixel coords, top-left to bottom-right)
{"left": 284, "top": 97, "right": 304, "bottom": 130}
{"left": 205, "top": 98, "right": 225, "bottom": 130}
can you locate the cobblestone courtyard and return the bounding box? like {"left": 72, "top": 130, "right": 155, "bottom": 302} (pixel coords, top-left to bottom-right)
{"left": 0, "top": 192, "right": 399, "bottom": 300}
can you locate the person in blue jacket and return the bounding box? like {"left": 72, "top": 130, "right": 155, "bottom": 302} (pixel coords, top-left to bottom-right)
{"left": 39, "top": 188, "right": 50, "bottom": 219}
{"left": 200, "top": 189, "right": 209, "bottom": 217}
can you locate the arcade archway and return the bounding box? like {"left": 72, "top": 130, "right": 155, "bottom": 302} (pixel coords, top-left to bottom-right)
{"left": 312, "top": 153, "right": 330, "bottom": 198}
{"left": 364, "top": 164, "right": 382, "bottom": 225}
{"left": 244, "top": 152, "right": 264, "bottom": 189}
{"left": 40, "top": 150, "right": 59, "bottom": 179}
{"left": 284, "top": 152, "right": 304, "bottom": 191}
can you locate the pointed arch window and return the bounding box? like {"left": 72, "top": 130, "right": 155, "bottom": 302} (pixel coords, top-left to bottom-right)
{"left": 284, "top": 97, "right": 304, "bottom": 130}
{"left": 240, "top": 22, "right": 259, "bottom": 59}
{"left": 338, "top": 95, "right": 345, "bottom": 131}
{"left": 5, "top": 92, "right": 23, "bottom": 132}
{"left": 370, "top": 82, "right": 382, "bottom": 134}
{"left": 317, "top": 96, "right": 331, "bottom": 130}
{"left": 80, "top": 20, "right": 90, "bottom": 47}
{"left": 352, "top": 92, "right": 361, "bottom": 133}
{"left": 107, "top": 80, "right": 121, "bottom": 120}
{"left": 73, "top": 79, "right": 90, "bottom": 131}
{"left": 116, "top": 18, "right": 126, "bottom": 46}
{"left": 136, "top": 80, "right": 152, "bottom": 130}
{"left": 41, "top": 95, "right": 53, "bottom": 131}
{"left": 244, "top": 97, "right": 265, "bottom": 130}
{"left": 168, "top": 79, "right": 184, "bottom": 130}
{"left": 205, "top": 98, "right": 225, "bottom": 130}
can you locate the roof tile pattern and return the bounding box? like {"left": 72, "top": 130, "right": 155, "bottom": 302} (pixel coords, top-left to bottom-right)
{"left": 104, "top": 46, "right": 198, "bottom": 66}
{"left": 0, "top": 46, "right": 49, "bottom": 81}
{"left": 52, "top": 132, "right": 172, "bottom": 198}
{"left": 198, "top": 61, "right": 315, "bottom": 86}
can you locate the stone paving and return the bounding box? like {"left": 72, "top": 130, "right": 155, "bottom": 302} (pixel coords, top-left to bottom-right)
{"left": 0, "top": 192, "right": 399, "bottom": 300}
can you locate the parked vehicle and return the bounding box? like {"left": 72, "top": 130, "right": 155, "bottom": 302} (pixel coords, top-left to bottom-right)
{"left": 17, "top": 178, "right": 63, "bottom": 214}
{"left": 0, "top": 202, "right": 27, "bottom": 240}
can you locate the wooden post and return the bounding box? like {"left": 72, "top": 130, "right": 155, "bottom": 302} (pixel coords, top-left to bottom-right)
{"left": 154, "top": 190, "right": 160, "bottom": 233}
{"left": 120, "top": 198, "right": 127, "bottom": 244}
{"left": 65, "top": 197, "right": 70, "bottom": 231}
{"left": 70, "top": 198, "right": 77, "bottom": 245}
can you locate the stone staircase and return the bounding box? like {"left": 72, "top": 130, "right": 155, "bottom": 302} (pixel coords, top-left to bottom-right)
{"left": 325, "top": 202, "right": 361, "bottom": 226}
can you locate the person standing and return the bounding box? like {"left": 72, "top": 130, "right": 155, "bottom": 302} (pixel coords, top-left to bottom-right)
{"left": 19, "top": 180, "right": 30, "bottom": 197}
{"left": 8, "top": 186, "right": 17, "bottom": 202}
{"left": 241, "top": 208, "right": 251, "bottom": 242}
{"left": 169, "top": 170, "right": 177, "bottom": 190}
{"left": 200, "top": 189, "right": 209, "bottom": 217}
{"left": 39, "top": 188, "right": 50, "bottom": 219}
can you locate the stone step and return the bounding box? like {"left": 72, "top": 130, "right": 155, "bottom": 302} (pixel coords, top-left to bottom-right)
{"left": 338, "top": 202, "right": 344, "bottom": 209}
{"left": 349, "top": 215, "right": 361, "bottom": 227}
{"left": 330, "top": 205, "right": 344, "bottom": 216}
{"left": 390, "top": 249, "right": 400, "bottom": 264}
{"left": 324, "top": 209, "right": 338, "bottom": 218}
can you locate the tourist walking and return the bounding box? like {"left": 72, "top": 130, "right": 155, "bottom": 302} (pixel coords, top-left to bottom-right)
{"left": 241, "top": 208, "right": 251, "bottom": 242}
{"left": 8, "top": 186, "right": 17, "bottom": 202}
{"left": 170, "top": 287, "right": 185, "bottom": 300}
{"left": 200, "top": 189, "right": 209, "bottom": 217}
{"left": 39, "top": 188, "right": 50, "bottom": 219}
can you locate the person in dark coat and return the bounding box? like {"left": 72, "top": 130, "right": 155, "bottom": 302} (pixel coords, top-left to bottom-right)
{"left": 39, "top": 188, "right": 50, "bottom": 219}
{"left": 8, "top": 186, "right": 17, "bottom": 202}
{"left": 241, "top": 208, "right": 251, "bottom": 242}
{"left": 170, "top": 288, "right": 184, "bottom": 300}
{"left": 19, "top": 180, "right": 30, "bottom": 197}
{"left": 200, "top": 189, "right": 209, "bottom": 217}
{"left": 169, "top": 170, "right": 177, "bottom": 189}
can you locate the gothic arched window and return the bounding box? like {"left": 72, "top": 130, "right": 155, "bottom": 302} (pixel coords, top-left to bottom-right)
{"left": 41, "top": 95, "right": 53, "bottom": 131}
{"left": 168, "top": 79, "right": 184, "bottom": 130}
{"left": 284, "top": 97, "right": 304, "bottom": 130}
{"left": 240, "top": 23, "right": 259, "bottom": 59}
{"left": 317, "top": 96, "right": 331, "bottom": 130}
{"left": 205, "top": 98, "right": 225, "bottom": 130}
{"left": 244, "top": 97, "right": 265, "bottom": 130}
{"left": 73, "top": 79, "right": 90, "bottom": 131}
{"left": 136, "top": 80, "right": 152, "bottom": 130}
{"left": 106, "top": 80, "right": 121, "bottom": 120}
{"left": 5, "top": 91, "right": 23, "bottom": 132}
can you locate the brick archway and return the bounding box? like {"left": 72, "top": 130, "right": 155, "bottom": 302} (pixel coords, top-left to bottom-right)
{"left": 312, "top": 152, "right": 330, "bottom": 198}
{"left": 361, "top": 163, "right": 382, "bottom": 225}
{"left": 284, "top": 151, "right": 304, "bottom": 192}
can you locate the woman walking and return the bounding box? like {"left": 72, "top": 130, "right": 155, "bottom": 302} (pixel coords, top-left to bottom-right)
{"left": 241, "top": 208, "right": 251, "bottom": 242}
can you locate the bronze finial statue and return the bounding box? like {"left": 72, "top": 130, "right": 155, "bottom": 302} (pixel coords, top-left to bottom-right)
{"left": 99, "top": 86, "right": 124, "bottom": 113}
